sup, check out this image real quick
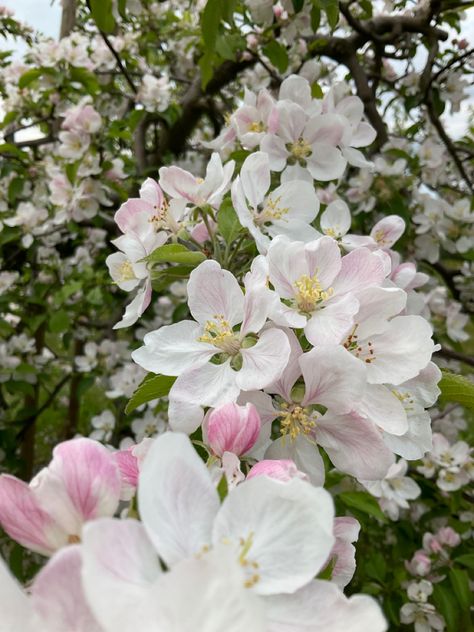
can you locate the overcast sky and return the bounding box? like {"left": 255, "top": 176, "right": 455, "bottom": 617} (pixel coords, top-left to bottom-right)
{"left": 1, "top": 0, "right": 472, "bottom": 138}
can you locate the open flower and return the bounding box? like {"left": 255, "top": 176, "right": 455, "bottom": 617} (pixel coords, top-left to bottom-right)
{"left": 0, "top": 439, "right": 121, "bottom": 556}
{"left": 231, "top": 151, "right": 320, "bottom": 253}
{"left": 132, "top": 259, "right": 291, "bottom": 433}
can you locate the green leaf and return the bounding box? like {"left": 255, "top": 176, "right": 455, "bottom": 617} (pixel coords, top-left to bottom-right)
{"left": 49, "top": 310, "right": 70, "bottom": 334}
{"left": 69, "top": 67, "right": 100, "bottom": 94}
{"left": 201, "top": 0, "right": 222, "bottom": 51}
{"left": 8, "top": 176, "right": 24, "bottom": 205}
{"left": 316, "top": 0, "right": 339, "bottom": 29}
{"left": 217, "top": 199, "right": 242, "bottom": 244}
{"left": 0, "top": 143, "right": 28, "bottom": 161}
{"left": 439, "top": 370, "right": 474, "bottom": 410}
{"left": 89, "top": 0, "right": 116, "bottom": 33}
{"left": 146, "top": 243, "right": 206, "bottom": 266}
{"left": 338, "top": 491, "right": 386, "bottom": 521}
{"left": 18, "top": 68, "right": 44, "bottom": 89}
{"left": 125, "top": 373, "right": 176, "bottom": 414}
{"left": 217, "top": 473, "right": 228, "bottom": 500}
{"left": 292, "top": 0, "right": 305, "bottom": 12}
{"left": 262, "top": 41, "right": 289, "bottom": 74}
{"left": 310, "top": 5, "right": 321, "bottom": 31}
{"left": 199, "top": 50, "right": 215, "bottom": 90}
{"left": 311, "top": 82, "right": 324, "bottom": 99}
{"left": 449, "top": 568, "right": 472, "bottom": 611}
{"left": 432, "top": 581, "right": 459, "bottom": 632}
{"left": 455, "top": 554, "right": 474, "bottom": 570}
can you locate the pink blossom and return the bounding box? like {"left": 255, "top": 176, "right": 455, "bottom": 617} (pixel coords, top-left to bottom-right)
{"left": 247, "top": 459, "right": 308, "bottom": 482}
{"left": 205, "top": 402, "right": 261, "bottom": 457}
{"left": 0, "top": 439, "right": 121, "bottom": 556}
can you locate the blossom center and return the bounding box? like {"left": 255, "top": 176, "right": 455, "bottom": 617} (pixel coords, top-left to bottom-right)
{"left": 294, "top": 274, "right": 333, "bottom": 313}
{"left": 198, "top": 315, "right": 241, "bottom": 355}
{"left": 238, "top": 532, "right": 260, "bottom": 588}
{"left": 256, "top": 195, "right": 289, "bottom": 225}
{"left": 249, "top": 121, "right": 265, "bottom": 133}
{"left": 118, "top": 260, "right": 136, "bottom": 281}
{"left": 343, "top": 326, "right": 377, "bottom": 364}
{"left": 290, "top": 137, "right": 312, "bottom": 160}
{"left": 279, "top": 404, "right": 316, "bottom": 440}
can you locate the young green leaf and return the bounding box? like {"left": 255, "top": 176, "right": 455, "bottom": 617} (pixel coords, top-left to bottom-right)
{"left": 125, "top": 373, "right": 176, "bottom": 414}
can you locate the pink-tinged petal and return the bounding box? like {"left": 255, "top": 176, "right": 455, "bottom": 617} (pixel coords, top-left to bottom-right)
{"left": 238, "top": 391, "right": 279, "bottom": 425}
{"left": 336, "top": 96, "right": 364, "bottom": 126}
{"left": 265, "top": 328, "right": 303, "bottom": 401}
{"left": 351, "top": 121, "right": 377, "bottom": 147}
{"left": 265, "top": 436, "right": 325, "bottom": 486}
{"left": 213, "top": 476, "right": 334, "bottom": 595}
{"left": 304, "top": 236, "right": 342, "bottom": 288}
{"left": 265, "top": 579, "right": 387, "bottom": 632}
{"left": 31, "top": 545, "right": 103, "bottom": 632}
{"left": 304, "top": 294, "right": 359, "bottom": 346}
{"left": 187, "top": 260, "right": 245, "bottom": 326}
{"left": 332, "top": 247, "right": 386, "bottom": 297}
{"left": 240, "top": 257, "right": 278, "bottom": 335}
{"left": 169, "top": 359, "right": 240, "bottom": 417}
{"left": 342, "top": 146, "right": 373, "bottom": 168}
{"left": 40, "top": 439, "right": 121, "bottom": 529}
{"left": 401, "top": 362, "right": 441, "bottom": 407}
{"left": 131, "top": 320, "right": 214, "bottom": 375}
{"left": 0, "top": 475, "right": 66, "bottom": 556}
{"left": 358, "top": 384, "right": 408, "bottom": 435}
{"left": 353, "top": 286, "right": 407, "bottom": 340}
{"left": 276, "top": 101, "right": 306, "bottom": 143}
{"left": 113, "top": 448, "right": 139, "bottom": 488}
{"left": 138, "top": 433, "right": 219, "bottom": 566}
{"left": 113, "top": 280, "right": 153, "bottom": 330}
{"left": 240, "top": 152, "right": 271, "bottom": 208}
{"left": 158, "top": 165, "right": 199, "bottom": 203}
{"left": 370, "top": 215, "right": 406, "bottom": 248}
{"left": 190, "top": 220, "right": 211, "bottom": 243}
{"left": 323, "top": 517, "right": 360, "bottom": 588}
{"left": 316, "top": 412, "right": 394, "bottom": 480}
{"left": 260, "top": 133, "right": 288, "bottom": 171}
{"left": 320, "top": 199, "right": 351, "bottom": 238}
{"left": 114, "top": 198, "right": 153, "bottom": 234}
{"left": 305, "top": 114, "right": 348, "bottom": 146}
{"left": 300, "top": 345, "right": 366, "bottom": 412}
{"left": 206, "top": 402, "right": 261, "bottom": 457}
{"left": 139, "top": 178, "right": 163, "bottom": 207}
{"left": 366, "top": 316, "right": 436, "bottom": 386}
{"left": 307, "top": 143, "right": 347, "bottom": 181}
{"left": 155, "top": 547, "right": 265, "bottom": 632}
{"left": 383, "top": 411, "right": 432, "bottom": 460}
{"left": 247, "top": 459, "right": 308, "bottom": 482}
{"left": 238, "top": 328, "right": 291, "bottom": 391}
{"left": 279, "top": 75, "right": 312, "bottom": 109}
{"left": 0, "top": 554, "right": 32, "bottom": 631}
{"left": 81, "top": 518, "right": 162, "bottom": 632}
{"left": 267, "top": 237, "right": 310, "bottom": 298}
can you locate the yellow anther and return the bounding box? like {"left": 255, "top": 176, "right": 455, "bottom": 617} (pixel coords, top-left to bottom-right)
{"left": 195, "top": 177, "right": 204, "bottom": 184}
{"left": 294, "top": 274, "right": 333, "bottom": 313}
{"left": 198, "top": 315, "right": 241, "bottom": 355}
{"left": 119, "top": 260, "right": 136, "bottom": 281}
{"left": 290, "top": 137, "right": 312, "bottom": 160}
{"left": 279, "top": 405, "right": 316, "bottom": 440}
{"left": 257, "top": 195, "right": 289, "bottom": 224}
{"left": 249, "top": 121, "right": 265, "bottom": 133}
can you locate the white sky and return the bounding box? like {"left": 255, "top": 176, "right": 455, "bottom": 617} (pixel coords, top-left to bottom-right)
{"left": 1, "top": 0, "right": 473, "bottom": 138}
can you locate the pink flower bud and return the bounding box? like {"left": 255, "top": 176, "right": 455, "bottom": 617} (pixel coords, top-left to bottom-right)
{"left": 247, "top": 459, "right": 308, "bottom": 482}
{"left": 436, "top": 527, "right": 461, "bottom": 548}
{"left": 406, "top": 550, "right": 431, "bottom": 576}
{"left": 273, "top": 4, "right": 283, "bottom": 19}
{"left": 206, "top": 403, "right": 260, "bottom": 457}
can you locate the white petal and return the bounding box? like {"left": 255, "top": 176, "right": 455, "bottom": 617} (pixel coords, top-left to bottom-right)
{"left": 187, "top": 260, "right": 244, "bottom": 326}
{"left": 131, "top": 320, "right": 214, "bottom": 375}
{"left": 138, "top": 433, "right": 219, "bottom": 566}
{"left": 265, "top": 435, "right": 325, "bottom": 486}
{"left": 212, "top": 476, "right": 334, "bottom": 595}
{"left": 238, "top": 328, "right": 291, "bottom": 391}
{"left": 240, "top": 152, "right": 270, "bottom": 209}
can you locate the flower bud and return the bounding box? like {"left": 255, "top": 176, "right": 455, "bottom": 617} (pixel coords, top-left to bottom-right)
{"left": 206, "top": 402, "right": 261, "bottom": 457}
{"left": 436, "top": 527, "right": 460, "bottom": 548}
{"left": 246, "top": 459, "right": 308, "bottom": 482}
